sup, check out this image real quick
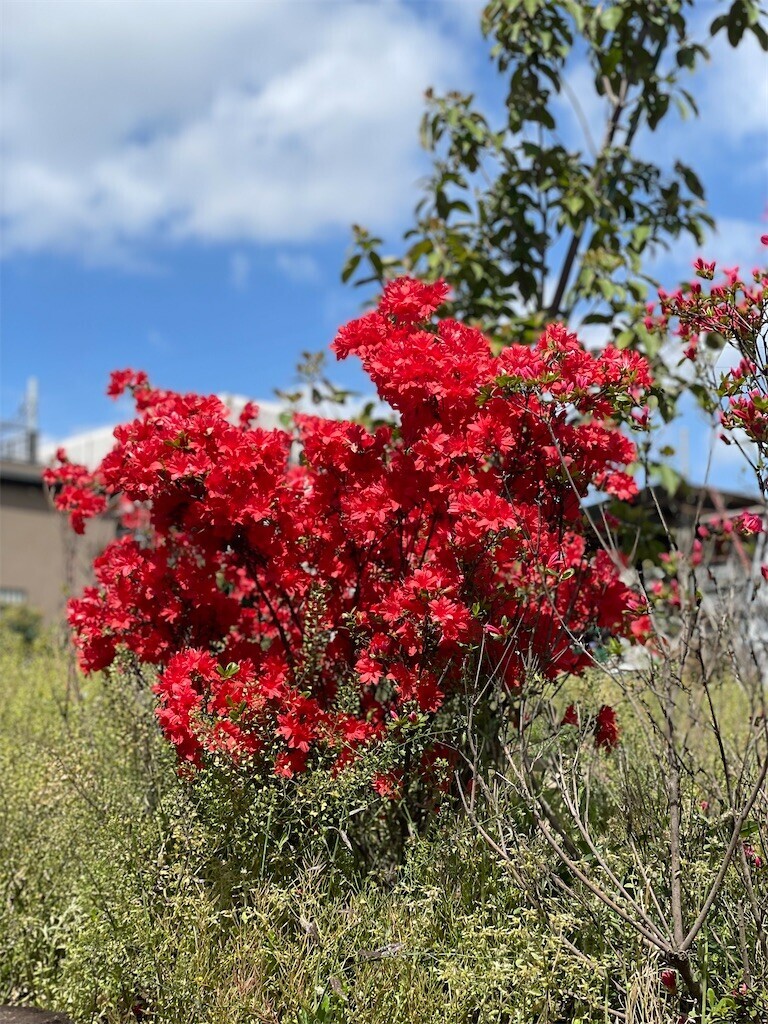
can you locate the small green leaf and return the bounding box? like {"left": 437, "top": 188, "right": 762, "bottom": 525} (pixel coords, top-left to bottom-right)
{"left": 340, "top": 253, "right": 361, "bottom": 284}
{"left": 599, "top": 6, "right": 624, "bottom": 32}
{"left": 657, "top": 464, "right": 681, "bottom": 495}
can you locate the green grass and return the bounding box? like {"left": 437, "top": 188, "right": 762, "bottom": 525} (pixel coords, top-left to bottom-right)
{"left": 0, "top": 626, "right": 764, "bottom": 1023}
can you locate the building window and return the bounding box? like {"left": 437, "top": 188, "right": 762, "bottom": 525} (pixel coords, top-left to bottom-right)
{"left": 0, "top": 587, "right": 27, "bottom": 606}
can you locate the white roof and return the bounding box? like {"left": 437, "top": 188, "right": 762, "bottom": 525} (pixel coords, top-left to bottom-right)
{"left": 41, "top": 391, "right": 379, "bottom": 470}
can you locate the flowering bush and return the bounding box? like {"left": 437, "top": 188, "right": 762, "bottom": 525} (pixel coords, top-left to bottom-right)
{"left": 47, "top": 278, "right": 652, "bottom": 779}
{"left": 652, "top": 239, "right": 768, "bottom": 461}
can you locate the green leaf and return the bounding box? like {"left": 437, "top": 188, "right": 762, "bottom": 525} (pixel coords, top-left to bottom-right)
{"left": 368, "top": 251, "right": 385, "bottom": 279}
{"left": 752, "top": 20, "right": 768, "bottom": 49}
{"left": 728, "top": 8, "right": 746, "bottom": 46}
{"left": 677, "top": 162, "right": 705, "bottom": 200}
{"left": 656, "top": 464, "right": 681, "bottom": 495}
{"left": 340, "top": 253, "right": 361, "bottom": 284}
{"left": 710, "top": 14, "right": 729, "bottom": 35}
{"left": 565, "top": 0, "right": 585, "bottom": 33}
{"left": 406, "top": 238, "right": 434, "bottom": 264}
{"left": 562, "top": 195, "right": 585, "bottom": 217}
{"left": 599, "top": 6, "right": 624, "bottom": 32}
{"left": 631, "top": 224, "right": 651, "bottom": 250}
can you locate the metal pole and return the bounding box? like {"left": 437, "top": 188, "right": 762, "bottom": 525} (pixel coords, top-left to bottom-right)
{"left": 25, "top": 377, "right": 39, "bottom": 463}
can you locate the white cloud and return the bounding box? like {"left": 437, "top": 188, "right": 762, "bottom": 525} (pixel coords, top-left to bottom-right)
{"left": 1, "top": 0, "right": 467, "bottom": 261}
{"left": 696, "top": 25, "right": 768, "bottom": 146}
{"left": 276, "top": 251, "right": 321, "bottom": 284}
{"left": 650, "top": 215, "right": 766, "bottom": 287}
{"left": 147, "top": 328, "right": 169, "bottom": 351}
{"left": 633, "top": 21, "right": 768, "bottom": 201}
{"left": 555, "top": 19, "right": 767, "bottom": 197}
{"left": 229, "top": 251, "right": 250, "bottom": 290}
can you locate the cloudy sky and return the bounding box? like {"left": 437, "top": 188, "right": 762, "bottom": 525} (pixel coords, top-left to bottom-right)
{"left": 1, "top": 0, "right": 766, "bottom": 487}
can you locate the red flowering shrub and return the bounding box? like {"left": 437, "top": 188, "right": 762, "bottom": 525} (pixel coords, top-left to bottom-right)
{"left": 47, "top": 278, "right": 651, "bottom": 779}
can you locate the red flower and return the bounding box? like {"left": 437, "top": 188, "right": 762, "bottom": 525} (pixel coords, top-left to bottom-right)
{"left": 744, "top": 843, "right": 763, "bottom": 869}
{"left": 561, "top": 704, "right": 579, "bottom": 727}
{"left": 107, "top": 368, "right": 149, "bottom": 397}
{"left": 594, "top": 705, "right": 620, "bottom": 751}
{"left": 50, "top": 276, "right": 654, "bottom": 785}
{"left": 378, "top": 277, "right": 451, "bottom": 324}
{"left": 734, "top": 512, "right": 764, "bottom": 536}
{"left": 372, "top": 771, "right": 403, "bottom": 800}
{"left": 660, "top": 969, "right": 677, "bottom": 994}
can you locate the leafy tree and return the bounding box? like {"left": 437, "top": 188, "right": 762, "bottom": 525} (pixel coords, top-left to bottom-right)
{"left": 343, "top": 0, "right": 767, "bottom": 414}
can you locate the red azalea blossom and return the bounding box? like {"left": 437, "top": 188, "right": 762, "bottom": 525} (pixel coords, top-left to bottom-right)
{"left": 49, "top": 277, "right": 652, "bottom": 785}
{"left": 562, "top": 704, "right": 579, "bottom": 726}
{"left": 372, "top": 770, "right": 404, "bottom": 800}
{"left": 660, "top": 969, "right": 677, "bottom": 994}
{"left": 594, "top": 705, "right": 621, "bottom": 751}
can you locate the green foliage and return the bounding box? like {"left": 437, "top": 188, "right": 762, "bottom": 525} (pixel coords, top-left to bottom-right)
{"left": 1, "top": 625, "right": 765, "bottom": 1022}
{"left": 0, "top": 603, "right": 44, "bottom": 647}
{"left": 342, "top": 0, "right": 766, "bottom": 410}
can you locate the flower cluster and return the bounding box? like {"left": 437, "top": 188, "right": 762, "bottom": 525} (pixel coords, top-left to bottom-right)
{"left": 652, "top": 248, "right": 767, "bottom": 363}
{"left": 43, "top": 448, "right": 107, "bottom": 535}
{"left": 651, "top": 243, "right": 768, "bottom": 450}
{"left": 48, "top": 278, "right": 651, "bottom": 777}
{"left": 561, "top": 703, "right": 621, "bottom": 751}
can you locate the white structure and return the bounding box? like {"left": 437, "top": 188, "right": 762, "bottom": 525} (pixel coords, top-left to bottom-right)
{"left": 40, "top": 391, "right": 379, "bottom": 471}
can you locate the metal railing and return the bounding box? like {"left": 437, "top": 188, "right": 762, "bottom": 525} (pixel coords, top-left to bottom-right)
{"left": 0, "top": 378, "right": 39, "bottom": 463}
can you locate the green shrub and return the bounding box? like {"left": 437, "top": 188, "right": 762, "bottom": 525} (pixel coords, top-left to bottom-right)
{"left": 1, "top": 627, "right": 765, "bottom": 1022}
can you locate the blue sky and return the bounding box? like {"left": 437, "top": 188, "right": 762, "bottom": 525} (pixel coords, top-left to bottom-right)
{"left": 1, "top": 0, "right": 766, "bottom": 490}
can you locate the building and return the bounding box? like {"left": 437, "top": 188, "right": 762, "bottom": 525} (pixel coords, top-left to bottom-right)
{"left": 2, "top": 382, "right": 386, "bottom": 622}
{"left": 0, "top": 458, "right": 119, "bottom": 623}
{"left": 1, "top": 388, "right": 293, "bottom": 622}
{"left": 614, "top": 479, "right": 765, "bottom": 583}
{"left": 37, "top": 395, "right": 290, "bottom": 471}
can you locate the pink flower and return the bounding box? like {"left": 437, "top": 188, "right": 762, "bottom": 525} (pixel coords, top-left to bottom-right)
{"left": 632, "top": 406, "right": 650, "bottom": 427}
{"left": 744, "top": 843, "right": 763, "bottom": 869}
{"left": 734, "top": 512, "right": 764, "bottom": 536}
{"left": 694, "top": 257, "right": 716, "bottom": 280}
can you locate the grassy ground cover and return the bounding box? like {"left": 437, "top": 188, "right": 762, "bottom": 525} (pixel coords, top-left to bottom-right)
{"left": 1, "top": 622, "right": 765, "bottom": 1023}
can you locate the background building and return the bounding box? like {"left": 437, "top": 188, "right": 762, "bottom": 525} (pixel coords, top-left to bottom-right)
{"left": 0, "top": 385, "right": 305, "bottom": 622}
{"left": 0, "top": 380, "right": 119, "bottom": 621}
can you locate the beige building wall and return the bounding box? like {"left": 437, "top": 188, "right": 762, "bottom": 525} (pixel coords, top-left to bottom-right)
{"left": 0, "top": 462, "right": 118, "bottom": 623}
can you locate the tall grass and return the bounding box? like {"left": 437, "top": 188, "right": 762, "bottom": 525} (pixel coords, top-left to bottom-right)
{"left": 0, "top": 626, "right": 764, "bottom": 1023}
